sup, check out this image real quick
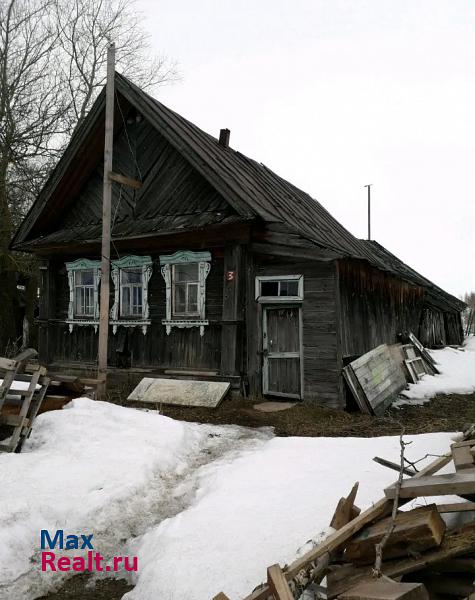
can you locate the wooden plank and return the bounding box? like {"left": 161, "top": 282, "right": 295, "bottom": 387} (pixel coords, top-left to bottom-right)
{"left": 328, "top": 521, "right": 475, "bottom": 598}
{"left": 452, "top": 443, "right": 475, "bottom": 471}
{"left": 220, "top": 244, "right": 243, "bottom": 376}
{"left": 0, "top": 357, "right": 16, "bottom": 370}
{"left": 330, "top": 482, "right": 359, "bottom": 530}
{"left": 108, "top": 171, "right": 142, "bottom": 189}
{"left": 343, "top": 366, "right": 372, "bottom": 414}
{"left": 437, "top": 501, "right": 475, "bottom": 513}
{"left": 373, "top": 456, "right": 416, "bottom": 477}
{"left": 241, "top": 451, "right": 454, "bottom": 600}
{"left": 7, "top": 369, "right": 41, "bottom": 451}
{"left": 385, "top": 472, "right": 475, "bottom": 499}
{"left": 345, "top": 344, "right": 406, "bottom": 414}
{"left": 12, "top": 348, "right": 38, "bottom": 365}
{"left": 0, "top": 369, "right": 18, "bottom": 412}
{"left": 267, "top": 564, "right": 293, "bottom": 600}
{"left": 344, "top": 505, "right": 446, "bottom": 564}
{"left": 0, "top": 414, "right": 29, "bottom": 427}
{"left": 338, "top": 580, "right": 429, "bottom": 600}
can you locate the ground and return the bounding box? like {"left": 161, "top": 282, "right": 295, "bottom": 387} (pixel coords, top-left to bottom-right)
{"left": 2, "top": 341, "right": 474, "bottom": 600}
{"left": 136, "top": 391, "right": 475, "bottom": 438}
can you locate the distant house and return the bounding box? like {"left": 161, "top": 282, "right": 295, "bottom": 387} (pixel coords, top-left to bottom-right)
{"left": 10, "top": 73, "right": 465, "bottom": 409}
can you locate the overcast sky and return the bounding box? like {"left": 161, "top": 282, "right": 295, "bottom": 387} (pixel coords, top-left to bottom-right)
{"left": 137, "top": 0, "right": 475, "bottom": 298}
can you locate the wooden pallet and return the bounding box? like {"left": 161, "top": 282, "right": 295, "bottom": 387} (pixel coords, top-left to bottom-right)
{"left": 0, "top": 349, "right": 50, "bottom": 453}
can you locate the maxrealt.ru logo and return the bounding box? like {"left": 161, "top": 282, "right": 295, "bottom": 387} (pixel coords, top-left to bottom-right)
{"left": 40, "top": 530, "right": 138, "bottom": 573}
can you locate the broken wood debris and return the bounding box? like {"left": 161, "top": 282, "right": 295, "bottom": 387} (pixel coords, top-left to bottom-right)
{"left": 0, "top": 348, "right": 50, "bottom": 453}
{"left": 216, "top": 425, "right": 475, "bottom": 600}
{"left": 344, "top": 333, "right": 442, "bottom": 415}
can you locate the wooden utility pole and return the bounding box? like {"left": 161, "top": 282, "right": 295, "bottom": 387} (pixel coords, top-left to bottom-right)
{"left": 365, "top": 184, "right": 372, "bottom": 241}
{"left": 97, "top": 43, "right": 115, "bottom": 399}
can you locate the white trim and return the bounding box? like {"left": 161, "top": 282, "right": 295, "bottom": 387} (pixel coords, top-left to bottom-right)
{"left": 160, "top": 252, "right": 211, "bottom": 335}
{"left": 110, "top": 256, "right": 153, "bottom": 334}
{"left": 65, "top": 260, "right": 101, "bottom": 332}
{"left": 255, "top": 274, "right": 303, "bottom": 303}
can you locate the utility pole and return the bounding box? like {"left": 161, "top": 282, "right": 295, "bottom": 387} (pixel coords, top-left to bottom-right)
{"left": 97, "top": 43, "right": 115, "bottom": 399}
{"left": 365, "top": 184, "right": 372, "bottom": 241}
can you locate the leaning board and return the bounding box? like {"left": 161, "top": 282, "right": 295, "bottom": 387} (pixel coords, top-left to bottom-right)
{"left": 345, "top": 344, "right": 407, "bottom": 415}
{"left": 127, "top": 377, "right": 230, "bottom": 408}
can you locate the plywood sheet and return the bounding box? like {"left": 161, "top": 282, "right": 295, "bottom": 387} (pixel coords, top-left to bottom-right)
{"left": 127, "top": 377, "right": 230, "bottom": 408}
{"left": 345, "top": 344, "right": 407, "bottom": 414}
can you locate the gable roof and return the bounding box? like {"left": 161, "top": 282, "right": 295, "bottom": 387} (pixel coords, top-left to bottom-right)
{"left": 11, "top": 72, "right": 373, "bottom": 261}
{"left": 10, "top": 74, "right": 463, "bottom": 313}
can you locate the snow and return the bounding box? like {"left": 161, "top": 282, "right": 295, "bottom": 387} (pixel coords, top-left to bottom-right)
{"left": 123, "top": 433, "right": 457, "bottom": 600}
{"left": 0, "top": 399, "right": 461, "bottom": 600}
{"left": 396, "top": 336, "right": 475, "bottom": 405}
{"left": 0, "top": 399, "right": 268, "bottom": 599}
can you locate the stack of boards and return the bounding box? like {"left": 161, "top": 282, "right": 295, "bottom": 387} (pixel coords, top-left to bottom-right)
{"left": 215, "top": 426, "right": 475, "bottom": 600}
{"left": 343, "top": 332, "right": 440, "bottom": 415}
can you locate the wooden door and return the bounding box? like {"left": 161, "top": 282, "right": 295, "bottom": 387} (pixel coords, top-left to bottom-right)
{"left": 262, "top": 306, "right": 302, "bottom": 399}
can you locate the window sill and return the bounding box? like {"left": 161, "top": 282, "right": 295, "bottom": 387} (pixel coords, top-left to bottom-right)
{"left": 65, "top": 319, "right": 151, "bottom": 335}
{"left": 162, "top": 319, "right": 209, "bottom": 337}
{"left": 111, "top": 320, "right": 151, "bottom": 335}
{"left": 66, "top": 319, "right": 99, "bottom": 333}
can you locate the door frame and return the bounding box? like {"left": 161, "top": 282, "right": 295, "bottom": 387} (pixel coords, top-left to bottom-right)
{"left": 262, "top": 304, "right": 304, "bottom": 400}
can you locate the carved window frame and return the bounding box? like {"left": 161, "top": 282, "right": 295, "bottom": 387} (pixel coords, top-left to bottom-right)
{"left": 159, "top": 250, "right": 211, "bottom": 336}
{"left": 110, "top": 255, "right": 153, "bottom": 335}
{"left": 65, "top": 259, "right": 101, "bottom": 332}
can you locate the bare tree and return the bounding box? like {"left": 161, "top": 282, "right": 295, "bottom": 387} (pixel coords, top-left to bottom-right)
{"left": 463, "top": 291, "right": 475, "bottom": 336}
{"left": 0, "top": 0, "right": 178, "bottom": 352}
{"left": 54, "top": 0, "right": 178, "bottom": 130}
{"left": 0, "top": 0, "right": 68, "bottom": 351}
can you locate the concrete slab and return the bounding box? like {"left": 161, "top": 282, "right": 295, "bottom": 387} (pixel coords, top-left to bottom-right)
{"left": 253, "top": 401, "right": 298, "bottom": 413}
{"left": 127, "top": 377, "right": 230, "bottom": 408}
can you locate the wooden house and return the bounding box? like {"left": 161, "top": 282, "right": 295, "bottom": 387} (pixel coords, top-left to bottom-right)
{"left": 10, "top": 74, "right": 465, "bottom": 409}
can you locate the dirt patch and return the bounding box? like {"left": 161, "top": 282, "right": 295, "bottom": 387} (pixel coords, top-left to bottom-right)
{"left": 37, "top": 574, "right": 132, "bottom": 600}
{"left": 121, "top": 392, "right": 475, "bottom": 438}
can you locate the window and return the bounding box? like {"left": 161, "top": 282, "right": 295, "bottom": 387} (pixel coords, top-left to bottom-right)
{"left": 65, "top": 259, "right": 101, "bottom": 332}
{"left": 110, "top": 256, "right": 153, "bottom": 334}
{"left": 120, "top": 268, "right": 144, "bottom": 317}
{"left": 160, "top": 250, "right": 211, "bottom": 336}
{"left": 255, "top": 275, "right": 303, "bottom": 302}
{"left": 172, "top": 263, "right": 199, "bottom": 316}
{"left": 74, "top": 269, "right": 95, "bottom": 316}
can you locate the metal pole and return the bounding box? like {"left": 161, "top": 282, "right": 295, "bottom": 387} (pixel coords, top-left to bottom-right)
{"left": 97, "top": 43, "right": 115, "bottom": 399}
{"left": 365, "top": 184, "right": 372, "bottom": 241}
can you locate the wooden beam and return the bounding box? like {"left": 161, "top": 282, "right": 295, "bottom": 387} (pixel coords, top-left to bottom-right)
{"left": 452, "top": 442, "right": 475, "bottom": 471}
{"left": 330, "top": 482, "right": 360, "bottom": 530}
{"left": 338, "top": 579, "right": 429, "bottom": 600}
{"left": 373, "top": 456, "right": 416, "bottom": 477}
{"left": 220, "top": 244, "right": 244, "bottom": 376}
{"left": 212, "top": 593, "right": 232, "bottom": 600}
{"left": 436, "top": 501, "right": 475, "bottom": 513}
{"left": 108, "top": 171, "right": 142, "bottom": 189}
{"left": 344, "top": 505, "right": 446, "bottom": 564}
{"left": 97, "top": 43, "right": 115, "bottom": 399}
{"left": 267, "top": 564, "right": 293, "bottom": 600}
{"left": 241, "top": 451, "right": 454, "bottom": 600}
{"left": 328, "top": 521, "right": 475, "bottom": 598}
{"left": 385, "top": 472, "right": 475, "bottom": 499}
